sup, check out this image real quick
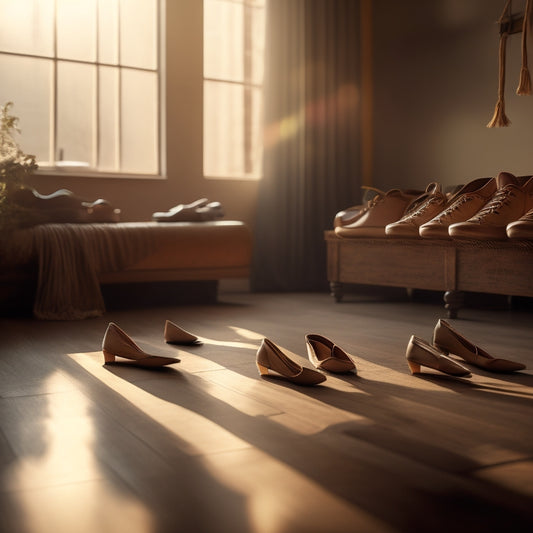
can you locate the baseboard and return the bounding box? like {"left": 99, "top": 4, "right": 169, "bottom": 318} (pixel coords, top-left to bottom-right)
{"left": 101, "top": 280, "right": 219, "bottom": 310}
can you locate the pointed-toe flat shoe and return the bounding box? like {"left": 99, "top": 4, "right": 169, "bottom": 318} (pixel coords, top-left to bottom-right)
{"left": 164, "top": 320, "right": 202, "bottom": 345}
{"left": 256, "top": 338, "right": 326, "bottom": 385}
{"left": 102, "top": 322, "right": 179, "bottom": 367}
{"left": 305, "top": 334, "right": 357, "bottom": 374}
{"left": 433, "top": 319, "right": 526, "bottom": 373}
{"left": 405, "top": 335, "right": 471, "bottom": 377}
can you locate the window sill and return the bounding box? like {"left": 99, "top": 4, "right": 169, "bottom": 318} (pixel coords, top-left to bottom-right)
{"left": 35, "top": 168, "right": 167, "bottom": 180}
{"left": 204, "top": 173, "right": 262, "bottom": 181}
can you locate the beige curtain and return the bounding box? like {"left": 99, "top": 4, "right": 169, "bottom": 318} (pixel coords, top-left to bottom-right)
{"left": 252, "top": 0, "right": 362, "bottom": 291}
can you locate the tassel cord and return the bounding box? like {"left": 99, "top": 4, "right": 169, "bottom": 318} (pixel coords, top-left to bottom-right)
{"left": 487, "top": 31, "right": 511, "bottom": 127}
{"left": 487, "top": 0, "right": 513, "bottom": 127}
{"left": 517, "top": 0, "right": 532, "bottom": 94}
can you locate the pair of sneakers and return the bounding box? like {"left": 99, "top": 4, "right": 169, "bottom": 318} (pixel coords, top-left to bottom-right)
{"left": 334, "top": 186, "right": 425, "bottom": 238}
{"left": 334, "top": 182, "right": 464, "bottom": 238}
{"left": 394, "top": 173, "right": 528, "bottom": 240}
{"left": 335, "top": 172, "right": 533, "bottom": 240}
{"left": 446, "top": 172, "right": 533, "bottom": 240}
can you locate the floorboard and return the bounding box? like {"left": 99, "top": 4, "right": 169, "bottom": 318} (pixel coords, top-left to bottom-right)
{"left": 1, "top": 291, "right": 532, "bottom": 533}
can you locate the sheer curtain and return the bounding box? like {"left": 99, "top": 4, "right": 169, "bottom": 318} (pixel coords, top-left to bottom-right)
{"left": 251, "top": 0, "right": 362, "bottom": 291}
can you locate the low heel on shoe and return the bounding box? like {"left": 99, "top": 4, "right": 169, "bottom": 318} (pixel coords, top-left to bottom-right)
{"left": 407, "top": 360, "right": 421, "bottom": 374}
{"left": 103, "top": 349, "right": 116, "bottom": 364}
{"left": 256, "top": 362, "right": 269, "bottom": 375}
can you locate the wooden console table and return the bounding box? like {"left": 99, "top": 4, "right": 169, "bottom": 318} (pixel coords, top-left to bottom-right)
{"left": 325, "top": 231, "right": 533, "bottom": 318}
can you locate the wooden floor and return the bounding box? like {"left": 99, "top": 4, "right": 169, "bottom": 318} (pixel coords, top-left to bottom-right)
{"left": 1, "top": 290, "right": 532, "bottom": 533}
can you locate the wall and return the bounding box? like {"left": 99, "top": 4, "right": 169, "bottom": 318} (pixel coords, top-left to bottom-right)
{"left": 372, "top": 0, "right": 533, "bottom": 192}
{"left": 24, "top": 0, "right": 259, "bottom": 226}
{"left": 22, "top": 1, "right": 532, "bottom": 229}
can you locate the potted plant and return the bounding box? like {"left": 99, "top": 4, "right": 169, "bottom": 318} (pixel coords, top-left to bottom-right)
{"left": 0, "top": 102, "right": 38, "bottom": 240}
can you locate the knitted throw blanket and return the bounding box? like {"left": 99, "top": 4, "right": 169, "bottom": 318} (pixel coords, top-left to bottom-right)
{"left": 8, "top": 223, "right": 158, "bottom": 320}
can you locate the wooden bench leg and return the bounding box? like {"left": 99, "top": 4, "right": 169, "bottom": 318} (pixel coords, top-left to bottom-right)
{"left": 444, "top": 290, "right": 464, "bottom": 319}
{"left": 330, "top": 281, "right": 344, "bottom": 302}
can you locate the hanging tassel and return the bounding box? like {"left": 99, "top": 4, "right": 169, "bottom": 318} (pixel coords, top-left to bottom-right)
{"left": 517, "top": 0, "right": 532, "bottom": 94}
{"left": 487, "top": 31, "right": 511, "bottom": 127}
{"left": 487, "top": 100, "right": 511, "bottom": 127}
{"left": 517, "top": 66, "right": 532, "bottom": 94}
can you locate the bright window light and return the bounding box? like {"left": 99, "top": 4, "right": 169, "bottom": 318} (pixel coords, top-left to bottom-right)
{"left": 203, "top": 0, "right": 265, "bottom": 180}
{"left": 0, "top": 0, "right": 163, "bottom": 177}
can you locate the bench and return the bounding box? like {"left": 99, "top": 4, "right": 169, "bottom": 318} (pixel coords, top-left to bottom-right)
{"left": 325, "top": 231, "right": 533, "bottom": 317}
{"left": 0, "top": 220, "right": 252, "bottom": 319}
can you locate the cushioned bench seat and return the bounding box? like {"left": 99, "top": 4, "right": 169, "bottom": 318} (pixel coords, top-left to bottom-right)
{"left": 97, "top": 221, "right": 252, "bottom": 283}
{"left": 0, "top": 220, "right": 252, "bottom": 320}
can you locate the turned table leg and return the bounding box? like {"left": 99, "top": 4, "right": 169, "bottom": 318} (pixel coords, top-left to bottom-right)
{"left": 444, "top": 290, "right": 464, "bottom": 319}
{"left": 330, "top": 281, "right": 344, "bottom": 302}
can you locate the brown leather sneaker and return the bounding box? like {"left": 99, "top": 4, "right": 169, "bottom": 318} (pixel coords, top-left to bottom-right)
{"left": 333, "top": 187, "right": 385, "bottom": 228}
{"left": 419, "top": 177, "right": 496, "bottom": 239}
{"left": 449, "top": 172, "right": 533, "bottom": 240}
{"left": 335, "top": 188, "right": 421, "bottom": 238}
{"left": 507, "top": 207, "right": 533, "bottom": 239}
{"left": 385, "top": 182, "right": 447, "bottom": 237}
{"left": 333, "top": 204, "right": 365, "bottom": 228}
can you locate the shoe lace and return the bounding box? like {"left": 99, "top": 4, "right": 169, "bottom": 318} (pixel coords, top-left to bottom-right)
{"left": 434, "top": 194, "right": 471, "bottom": 221}
{"left": 474, "top": 187, "right": 516, "bottom": 218}
{"left": 403, "top": 182, "right": 440, "bottom": 215}
{"left": 358, "top": 191, "right": 386, "bottom": 215}
{"left": 401, "top": 194, "right": 445, "bottom": 221}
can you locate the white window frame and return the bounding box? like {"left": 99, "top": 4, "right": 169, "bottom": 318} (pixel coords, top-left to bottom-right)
{"left": 0, "top": 0, "right": 165, "bottom": 180}
{"left": 203, "top": 0, "right": 265, "bottom": 181}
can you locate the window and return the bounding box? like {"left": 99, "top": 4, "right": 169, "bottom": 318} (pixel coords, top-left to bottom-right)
{"left": 203, "top": 0, "right": 265, "bottom": 180}
{"left": 0, "top": 0, "right": 163, "bottom": 177}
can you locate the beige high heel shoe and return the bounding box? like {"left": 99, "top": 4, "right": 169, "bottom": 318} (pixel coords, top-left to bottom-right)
{"left": 405, "top": 335, "right": 471, "bottom": 377}
{"left": 102, "top": 322, "right": 179, "bottom": 367}
{"left": 433, "top": 319, "right": 526, "bottom": 373}
{"left": 256, "top": 338, "right": 326, "bottom": 385}
{"left": 164, "top": 320, "right": 202, "bottom": 345}
{"left": 305, "top": 334, "right": 357, "bottom": 374}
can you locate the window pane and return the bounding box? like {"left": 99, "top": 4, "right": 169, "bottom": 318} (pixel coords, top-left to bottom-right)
{"left": 250, "top": 5, "right": 265, "bottom": 85}
{"left": 121, "top": 69, "right": 157, "bottom": 174}
{"left": 98, "top": 66, "right": 119, "bottom": 171}
{"left": 57, "top": 0, "right": 96, "bottom": 61}
{"left": 249, "top": 86, "right": 263, "bottom": 177}
{"left": 204, "top": 0, "right": 243, "bottom": 82}
{"left": 204, "top": 0, "right": 264, "bottom": 180}
{"left": 204, "top": 80, "right": 245, "bottom": 178}
{"left": 0, "top": 54, "right": 52, "bottom": 163}
{"left": 98, "top": 0, "right": 119, "bottom": 64}
{"left": 0, "top": 0, "right": 161, "bottom": 176}
{"left": 0, "top": 0, "right": 54, "bottom": 56}
{"left": 120, "top": 0, "right": 157, "bottom": 69}
{"left": 57, "top": 61, "right": 95, "bottom": 166}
